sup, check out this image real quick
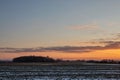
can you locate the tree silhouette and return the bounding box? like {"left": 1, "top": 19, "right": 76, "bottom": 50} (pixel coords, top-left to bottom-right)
{"left": 13, "top": 56, "right": 55, "bottom": 62}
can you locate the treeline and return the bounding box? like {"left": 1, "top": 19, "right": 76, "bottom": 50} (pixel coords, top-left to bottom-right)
{"left": 87, "top": 59, "right": 120, "bottom": 64}
{"left": 13, "top": 56, "right": 61, "bottom": 62}
{"left": 11, "top": 56, "right": 120, "bottom": 64}
{"left": 0, "top": 60, "right": 11, "bottom": 63}
{"left": 75, "top": 59, "right": 120, "bottom": 64}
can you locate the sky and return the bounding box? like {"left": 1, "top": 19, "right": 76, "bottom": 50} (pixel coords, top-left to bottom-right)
{"left": 1, "top": 0, "right": 120, "bottom": 60}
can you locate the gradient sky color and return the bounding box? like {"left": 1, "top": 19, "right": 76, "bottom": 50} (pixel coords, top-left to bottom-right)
{"left": 1, "top": 0, "right": 120, "bottom": 60}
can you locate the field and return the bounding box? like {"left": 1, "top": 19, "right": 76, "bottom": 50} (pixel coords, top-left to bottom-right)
{"left": 0, "top": 62, "right": 120, "bottom": 80}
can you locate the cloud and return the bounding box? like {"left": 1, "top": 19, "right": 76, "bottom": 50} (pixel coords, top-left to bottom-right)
{"left": 105, "top": 21, "right": 120, "bottom": 27}
{"left": 1, "top": 32, "right": 120, "bottom": 54}
{"left": 0, "top": 41, "right": 120, "bottom": 53}
{"left": 0, "top": 46, "right": 91, "bottom": 53}
{"left": 68, "top": 23, "right": 99, "bottom": 30}
{"left": 114, "top": 33, "right": 120, "bottom": 40}
{"left": 104, "top": 41, "right": 120, "bottom": 49}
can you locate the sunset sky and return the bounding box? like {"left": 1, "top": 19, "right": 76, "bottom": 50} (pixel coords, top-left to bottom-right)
{"left": 1, "top": 0, "right": 120, "bottom": 60}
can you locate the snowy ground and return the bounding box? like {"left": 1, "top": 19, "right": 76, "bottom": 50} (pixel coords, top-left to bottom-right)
{"left": 0, "top": 62, "right": 120, "bottom": 80}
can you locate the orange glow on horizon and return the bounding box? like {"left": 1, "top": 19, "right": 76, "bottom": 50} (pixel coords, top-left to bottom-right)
{"left": 0, "top": 49, "right": 120, "bottom": 60}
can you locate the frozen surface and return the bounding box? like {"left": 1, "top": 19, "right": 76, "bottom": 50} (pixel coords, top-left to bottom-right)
{"left": 0, "top": 62, "right": 120, "bottom": 80}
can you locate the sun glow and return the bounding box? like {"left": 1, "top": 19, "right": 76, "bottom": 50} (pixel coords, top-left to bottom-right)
{"left": 1, "top": 49, "right": 120, "bottom": 60}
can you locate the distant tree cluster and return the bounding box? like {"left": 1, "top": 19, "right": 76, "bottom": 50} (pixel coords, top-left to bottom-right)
{"left": 13, "top": 56, "right": 56, "bottom": 62}
{"left": 12, "top": 56, "right": 120, "bottom": 64}
{"left": 85, "top": 59, "right": 120, "bottom": 64}
{"left": 71, "top": 59, "right": 120, "bottom": 64}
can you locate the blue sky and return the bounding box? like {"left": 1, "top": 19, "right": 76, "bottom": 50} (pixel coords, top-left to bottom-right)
{"left": 1, "top": 0, "right": 120, "bottom": 48}
{"left": 1, "top": 0, "right": 120, "bottom": 60}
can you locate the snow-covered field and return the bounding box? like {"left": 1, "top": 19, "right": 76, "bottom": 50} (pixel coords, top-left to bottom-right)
{"left": 0, "top": 62, "right": 120, "bottom": 80}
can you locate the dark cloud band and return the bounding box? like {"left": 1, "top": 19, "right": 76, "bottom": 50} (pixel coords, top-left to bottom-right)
{"left": 0, "top": 41, "right": 120, "bottom": 53}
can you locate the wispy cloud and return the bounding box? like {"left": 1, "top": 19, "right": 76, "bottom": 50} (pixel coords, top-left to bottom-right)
{"left": 1, "top": 33, "right": 120, "bottom": 53}
{"left": 0, "top": 46, "right": 91, "bottom": 53}
{"left": 68, "top": 23, "right": 99, "bottom": 30}
{"left": 0, "top": 41, "right": 120, "bottom": 53}
{"left": 105, "top": 21, "right": 120, "bottom": 27}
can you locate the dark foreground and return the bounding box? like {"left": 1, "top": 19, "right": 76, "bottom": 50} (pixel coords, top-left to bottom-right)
{"left": 0, "top": 62, "right": 120, "bottom": 80}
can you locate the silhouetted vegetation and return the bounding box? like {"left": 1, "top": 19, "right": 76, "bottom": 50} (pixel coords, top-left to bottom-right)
{"left": 12, "top": 56, "right": 120, "bottom": 64}
{"left": 84, "top": 59, "right": 120, "bottom": 64}
{"left": 13, "top": 56, "right": 56, "bottom": 62}
{"left": 71, "top": 59, "right": 120, "bottom": 64}
{"left": 0, "top": 60, "right": 11, "bottom": 63}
